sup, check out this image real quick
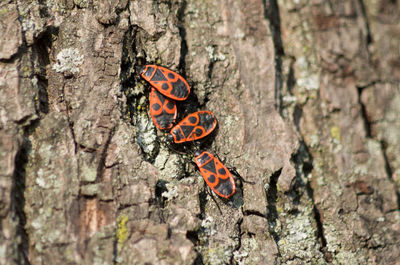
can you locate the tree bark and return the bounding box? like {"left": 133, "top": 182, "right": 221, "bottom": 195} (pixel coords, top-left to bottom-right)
{"left": 0, "top": 0, "right": 399, "bottom": 264}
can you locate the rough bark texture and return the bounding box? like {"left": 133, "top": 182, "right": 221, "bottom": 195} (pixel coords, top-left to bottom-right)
{"left": 0, "top": 0, "right": 399, "bottom": 264}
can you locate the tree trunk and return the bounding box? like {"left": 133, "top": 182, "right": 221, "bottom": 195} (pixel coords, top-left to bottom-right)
{"left": 1, "top": 0, "right": 399, "bottom": 264}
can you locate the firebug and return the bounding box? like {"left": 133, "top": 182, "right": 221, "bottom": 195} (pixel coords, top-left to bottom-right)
{"left": 149, "top": 87, "right": 177, "bottom": 130}
{"left": 139, "top": 65, "right": 190, "bottom": 101}
{"left": 194, "top": 150, "right": 236, "bottom": 199}
{"left": 167, "top": 111, "right": 217, "bottom": 143}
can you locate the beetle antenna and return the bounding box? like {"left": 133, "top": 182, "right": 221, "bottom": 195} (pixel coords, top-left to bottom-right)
{"left": 229, "top": 167, "right": 255, "bottom": 185}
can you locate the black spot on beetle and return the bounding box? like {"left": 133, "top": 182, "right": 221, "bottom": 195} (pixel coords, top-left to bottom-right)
{"left": 218, "top": 168, "right": 226, "bottom": 175}
{"left": 166, "top": 101, "right": 175, "bottom": 110}
{"left": 208, "top": 174, "right": 216, "bottom": 183}
{"left": 188, "top": 116, "right": 198, "bottom": 124}
{"left": 162, "top": 83, "right": 169, "bottom": 90}
{"left": 152, "top": 103, "right": 161, "bottom": 111}
{"left": 194, "top": 128, "right": 203, "bottom": 136}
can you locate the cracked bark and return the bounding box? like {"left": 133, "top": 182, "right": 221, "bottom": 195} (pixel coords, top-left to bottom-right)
{"left": 1, "top": 0, "right": 399, "bottom": 264}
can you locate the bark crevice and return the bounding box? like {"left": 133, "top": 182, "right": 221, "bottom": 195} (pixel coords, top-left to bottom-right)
{"left": 177, "top": 0, "right": 188, "bottom": 74}
{"left": 93, "top": 127, "right": 116, "bottom": 184}
{"left": 292, "top": 140, "right": 330, "bottom": 262}
{"left": 263, "top": 0, "right": 284, "bottom": 114}
{"left": 11, "top": 136, "right": 31, "bottom": 265}
{"left": 266, "top": 168, "right": 282, "bottom": 245}
{"left": 357, "top": 0, "right": 373, "bottom": 45}
{"left": 357, "top": 85, "right": 372, "bottom": 138}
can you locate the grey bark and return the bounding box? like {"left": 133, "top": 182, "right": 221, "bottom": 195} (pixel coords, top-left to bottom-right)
{"left": 0, "top": 0, "right": 399, "bottom": 264}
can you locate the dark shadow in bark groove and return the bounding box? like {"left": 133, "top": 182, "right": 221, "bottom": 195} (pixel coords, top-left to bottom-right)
{"left": 287, "top": 59, "right": 296, "bottom": 94}
{"left": 11, "top": 136, "right": 31, "bottom": 265}
{"left": 37, "top": 0, "right": 50, "bottom": 17}
{"left": 112, "top": 216, "right": 118, "bottom": 265}
{"left": 186, "top": 230, "right": 200, "bottom": 245}
{"left": 230, "top": 217, "right": 244, "bottom": 264}
{"left": 177, "top": 0, "right": 188, "bottom": 74}
{"left": 198, "top": 188, "right": 208, "bottom": 220}
{"left": 176, "top": 91, "right": 201, "bottom": 122}
{"left": 243, "top": 209, "right": 267, "bottom": 218}
{"left": 120, "top": 27, "right": 138, "bottom": 119}
{"left": 357, "top": 83, "right": 400, "bottom": 209}
{"left": 357, "top": 0, "right": 373, "bottom": 45}
{"left": 155, "top": 179, "right": 169, "bottom": 211}
{"left": 305, "top": 182, "right": 330, "bottom": 260}
{"left": 95, "top": 127, "right": 116, "bottom": 183}
{"left": 292, "top": 142, "right": 330, "bottom": 262}
{"left": 186, "top": 229, "right": 204, "bottom": 265}
{"left": 263, "top": 0, "right": 285, "bottom": 115}
{"left": 357, "top": 86, "right": 372, "bottom": 138}
{"left": 266, "top": 168, "right": 282, "bottom": 245}
{"left": 191, "top": 252, "right": 205, "bottom": 265}
{"left": 32, "top": 26, "right": 58, "bottom": 116}
{"left": 291, "top": 141, "right": 331, "bottom": 261}
{"left": 293, "top": 104, "right": 303, "bottom": 133}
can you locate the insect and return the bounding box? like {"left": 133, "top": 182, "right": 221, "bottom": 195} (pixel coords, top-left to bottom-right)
{"left": 194, "top": 150, "right": 236, "bottom": 199}
{"left": 167, "top": 111, "right": 217, "bottom": 143}
{"left": 139, "top": 65, "right": 190, "bottom": 101}
{"left": 149, "top": 87, "right": 177, "bottom": 130}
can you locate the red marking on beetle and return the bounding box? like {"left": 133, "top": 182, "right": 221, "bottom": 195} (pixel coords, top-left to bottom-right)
{"left": 194, "top": 150, "right": 236, "bottom": 199}
{"left": 139, "top": 65, "right": 190, "bottom": 101}
{"left": 168, "top": 111, "right": 217, "bottom": 143}
{"left": 149, "top": 87, "right": 177, "bottom": 130}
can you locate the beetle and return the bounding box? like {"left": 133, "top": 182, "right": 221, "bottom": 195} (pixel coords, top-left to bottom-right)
{"left": 167, "top": 110, "right": 217, "bottom": 143}
{"left": 149, "top": 87, "right": 177, "bottom": 130}
{"left": 194, "top": 150, "right": 236, "bottom": 199}
{"left": 139, "top": 65, "right": 190, "bottom": 101}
